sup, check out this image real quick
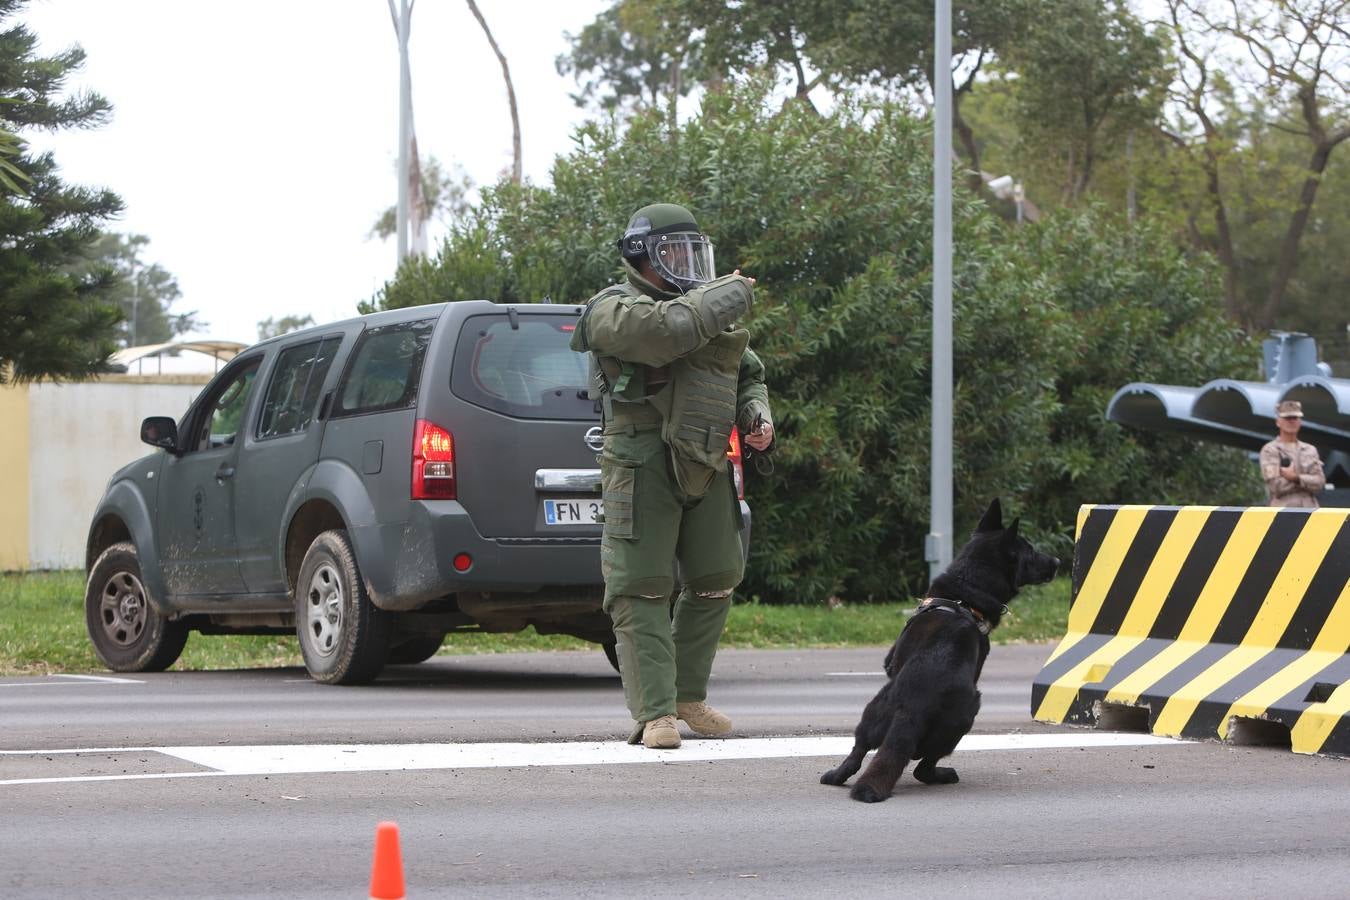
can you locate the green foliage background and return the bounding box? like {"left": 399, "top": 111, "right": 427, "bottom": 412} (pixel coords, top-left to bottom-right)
{"left": 0, "top": 0, "right": 124, "bottom": 382}
{"left": 371, "top": 83, "right": 1259, "bottom": 601}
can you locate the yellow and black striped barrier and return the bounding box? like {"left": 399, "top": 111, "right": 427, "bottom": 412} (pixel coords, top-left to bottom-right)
{"left": 1031, "top": 505, "right": 1349, "bottom": 757}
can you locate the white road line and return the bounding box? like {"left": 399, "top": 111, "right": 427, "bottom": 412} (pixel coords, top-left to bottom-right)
{"left": 0, "top": 732, "right": 1180, "bottom": 787}
{"left": 0, "top": 747, "right": 161, "bottom": 755}
{"left": 0, "top": 683, "right": 82, "bottom": 689}
{"left": 0, "top": 674, "right": 144, "bottom": 688}
{"left": 53, "top": 674, "right": 145, "bottom": 684}
{"left": 2, "top": 771, "right": 225, "bottom": 787}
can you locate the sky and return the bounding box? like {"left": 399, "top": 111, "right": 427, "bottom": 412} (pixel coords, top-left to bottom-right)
{"left": 23, "top": 0, "right": 612, "bottom": 345}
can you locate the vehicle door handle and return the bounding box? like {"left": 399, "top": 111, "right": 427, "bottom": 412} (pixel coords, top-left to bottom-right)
{"left": 215, "top": 465, "right": 236, "bottom": 481}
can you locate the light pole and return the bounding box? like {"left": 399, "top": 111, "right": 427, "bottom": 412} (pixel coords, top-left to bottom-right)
{"left": 129, "top": 259, "right": 140, "bottom": 348}
{"left": 927, "top": 0, "right": 954, "bottom": 582}
{"left": 388, "top": 0, "right": 414, "bottom": 263}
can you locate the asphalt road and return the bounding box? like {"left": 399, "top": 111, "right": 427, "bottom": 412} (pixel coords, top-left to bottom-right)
{"left": 2, "top": 643, "right": 1347, "bottom": 899}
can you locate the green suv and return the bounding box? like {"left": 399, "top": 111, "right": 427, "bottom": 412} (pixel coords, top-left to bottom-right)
{"left": 85, "top": 302, "right": 751, "bottom": 683}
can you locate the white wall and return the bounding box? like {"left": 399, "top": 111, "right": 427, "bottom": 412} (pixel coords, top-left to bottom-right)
{"left": 28, "top": 377, "right": 208, "bottom": 569}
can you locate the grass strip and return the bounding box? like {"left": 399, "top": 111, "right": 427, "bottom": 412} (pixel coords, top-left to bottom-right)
{"left": 1, "top": 571, "right": 1069, "bottom": 676}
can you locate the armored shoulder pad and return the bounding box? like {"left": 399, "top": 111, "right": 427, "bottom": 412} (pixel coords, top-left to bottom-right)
{"left": 571, "top": 285, "right": 632, "bottom": 352}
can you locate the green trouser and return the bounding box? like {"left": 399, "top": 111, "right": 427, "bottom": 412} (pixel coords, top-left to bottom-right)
{"left": 600, "top": 427, "right": 745, "bottom": 725}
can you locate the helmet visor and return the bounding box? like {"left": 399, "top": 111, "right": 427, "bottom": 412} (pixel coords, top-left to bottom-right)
{"left": 648, "top": 232, "right": 715, "bottom": 289}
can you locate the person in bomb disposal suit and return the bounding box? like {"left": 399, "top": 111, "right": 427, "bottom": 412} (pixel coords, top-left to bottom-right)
{"left": 570, "top": 203, "right": 774, "bottom": 749}
{"left": 1260, "top": 400, "right": 1325, "bottom": 508}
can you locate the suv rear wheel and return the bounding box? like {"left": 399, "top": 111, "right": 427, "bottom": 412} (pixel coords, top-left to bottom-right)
{"left": 85, "top": 542, "right": 189, "bottom": 672}
{"left": 295, "top": 529, "right": 390, "bottom": 684}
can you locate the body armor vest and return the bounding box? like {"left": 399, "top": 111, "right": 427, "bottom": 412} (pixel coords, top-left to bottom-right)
{"left": 596, "top": 327, "right": 748, "bottom": 498}
{"left": 649, "top": 327, "right": 749, "bottom": 496}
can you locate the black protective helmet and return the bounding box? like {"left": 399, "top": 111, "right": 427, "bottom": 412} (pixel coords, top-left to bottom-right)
{"left": 617, "top": 202, "right": 715, "bottom": 292}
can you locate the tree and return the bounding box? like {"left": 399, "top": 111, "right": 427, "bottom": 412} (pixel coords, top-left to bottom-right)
{"left": 1001, "top": 0, "right": 1169, "bottom": 204}
{"left": 817, "top": 0, "right": 1035, "bottom": 191}
{"left": 557, "top": 1, "right": 842, "bottom": 120}
{"left": 369, "top": 82, "right": 1257, "bottom": 600}
{"left": 683, "top": 0, "right": 840, "bottom": 112}
{"left": 556, "top": 1, "right": 1039, "bottom": 193}
{"left": 257, "top": 314, "right": 316, "bottom": 341}
{"left": 0, "top": 0, "right": 123, "bottom": 382}
{"left": 370, "top": 155, "right": 473, "bottom": 242}
{"left": 1269, "top": 124, "right": 1350, "bottom": 366}
{"left": 70, "top": 233, "right": 198, "bottom": 347}
{"left": 0, "top": 117, "right": 26, "bottom": 193}
{"left": 556, "top": 1, "right": 706, "bottom": 124}
{"left": 1147, "top": 93, "right": 1350, "bottom": 353}
{"left": 1163, "top": 0, "right": 1350, "bottom": 329}
{"left": 465, "top": 0, "right": 522, "bottom": 184}
{"left": 1013, "top": 208, "right": 1259, "bottom": 532}
{"left": 646, "top": 0, "right": 1037, "bottom": 190}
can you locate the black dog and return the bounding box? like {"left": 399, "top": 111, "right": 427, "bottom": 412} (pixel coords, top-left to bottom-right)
{"left": 820, "top": 498, "right": 1059, "bottom": 802}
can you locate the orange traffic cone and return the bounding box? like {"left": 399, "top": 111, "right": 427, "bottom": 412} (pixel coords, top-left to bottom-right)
{"left": 369, "top": 821, "right": 406, "bottom": 900}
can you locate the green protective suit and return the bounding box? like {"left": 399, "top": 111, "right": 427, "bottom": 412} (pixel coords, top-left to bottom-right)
{"left": 571, "top": 268, "right": 771, "bottom": 726}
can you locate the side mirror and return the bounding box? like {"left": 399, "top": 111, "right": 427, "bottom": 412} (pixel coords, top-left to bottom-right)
{"left": 141, "top": 416, "right": 180, "bottom": 453}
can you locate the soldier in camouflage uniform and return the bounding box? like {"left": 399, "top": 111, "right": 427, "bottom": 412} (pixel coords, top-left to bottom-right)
{"left": 570, "top": 203, "right": 774, "bottom": 749}
{"left": 1260, "top": 400, "right": 1325, "bottom": 508}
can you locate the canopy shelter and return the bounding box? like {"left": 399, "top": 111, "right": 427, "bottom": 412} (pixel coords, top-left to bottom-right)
{"left": 110, "top": 341, "right": 246, "bottom": 376}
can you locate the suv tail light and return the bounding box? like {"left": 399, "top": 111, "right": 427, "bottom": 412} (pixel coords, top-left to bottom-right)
{"left": 728, "top": 428, "right": 745, "bottom": 500}
{"left": 412, "top": 419, "right": 456, "bottom": 500}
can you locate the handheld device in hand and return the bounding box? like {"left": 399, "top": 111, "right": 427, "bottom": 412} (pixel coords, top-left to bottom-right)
{"left": 746, "top": 413, "right": 774, "bottom": 474}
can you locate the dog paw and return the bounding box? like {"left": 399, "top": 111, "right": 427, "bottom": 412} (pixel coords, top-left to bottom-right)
{"left": 820, "top": 768, "right": 849, "bottom": 786}
{"left": 849, "top": 783, "right": 888, "bottom": 803}
{"left": 915, "top": 766, "right": 959, "bottom": 785}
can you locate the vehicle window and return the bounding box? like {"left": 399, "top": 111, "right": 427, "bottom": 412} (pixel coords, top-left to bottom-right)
{"left": 451, "top": 314, "right": 596, "bottom": 421}
{"left": 333, "top": 319, "right": 435, "bottom": 417}
{"left": 257, "top": 337, "right": 342, "bottom": 439}
{"left": 189, "top": 358, "right": 261, "bottom": 452}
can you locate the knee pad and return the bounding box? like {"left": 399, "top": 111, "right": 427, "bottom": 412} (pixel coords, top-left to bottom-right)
{"left": 683, "top": 570, "right": 741, "bottom": 597}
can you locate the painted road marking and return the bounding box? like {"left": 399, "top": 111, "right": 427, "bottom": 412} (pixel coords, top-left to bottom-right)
{"left": 0, "top": 674, "right": 144, "bottom": 688}
{"left": 0, "top": 732, "right": 1180, "bottom": 787}
{"left": 52, "top": 674, "right": 145, "bottom": 684}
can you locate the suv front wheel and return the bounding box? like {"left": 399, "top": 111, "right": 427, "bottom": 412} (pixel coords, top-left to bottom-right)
{"left": 295, "top": 529, "right": 390, "bottom": 684}
{"left": 85, "top": 542, "right": 189, "bottom": 672}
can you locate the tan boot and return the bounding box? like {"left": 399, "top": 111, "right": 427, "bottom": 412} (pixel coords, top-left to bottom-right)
{"left": 636, "top": 714, "right": 681, "bottom": 749}
{"left": 676, "top": 701, "right": 732, "bottom": 736}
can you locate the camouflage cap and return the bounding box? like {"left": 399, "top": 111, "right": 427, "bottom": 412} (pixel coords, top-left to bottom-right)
{"left": 1276, "top": 400, "right": 1304, "bottom": 418}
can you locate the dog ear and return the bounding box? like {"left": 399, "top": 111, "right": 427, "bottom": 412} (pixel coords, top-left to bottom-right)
{"left": 1000, "top": 517, "right": 1022, "bottom": 546}
{"left": 975, "top": 498, "right": 1003, "bottom": 533}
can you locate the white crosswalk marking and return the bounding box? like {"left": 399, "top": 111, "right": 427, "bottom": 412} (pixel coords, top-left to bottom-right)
{"left": 0, "top": 673, "right": 144, "bottom": 688}
{"left": 0, "top": 732, "right": 1179, "bottom": 786}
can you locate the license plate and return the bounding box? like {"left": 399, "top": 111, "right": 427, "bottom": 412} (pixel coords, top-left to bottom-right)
{"left": 543, "top": 498, "right": 603, "bottom": 526}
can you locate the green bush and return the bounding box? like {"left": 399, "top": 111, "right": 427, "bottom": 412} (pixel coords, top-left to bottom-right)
{"left": 1013, "top": 212, "right": 1261, "bottom": 550}
{"left": 370, "top": 81, "right": 1258, "bottom": 602}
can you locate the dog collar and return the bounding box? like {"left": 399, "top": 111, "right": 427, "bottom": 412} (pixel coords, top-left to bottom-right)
{"left": 919, "top": 596, "right": 990, "bottom": 635}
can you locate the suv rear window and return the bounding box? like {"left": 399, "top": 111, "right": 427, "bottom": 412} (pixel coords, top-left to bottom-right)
{"left": 334, "top": 319, "right": 435, "bottom": 417}
{"left": 451, "top": 313, "right": 595, "bottom": 420}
